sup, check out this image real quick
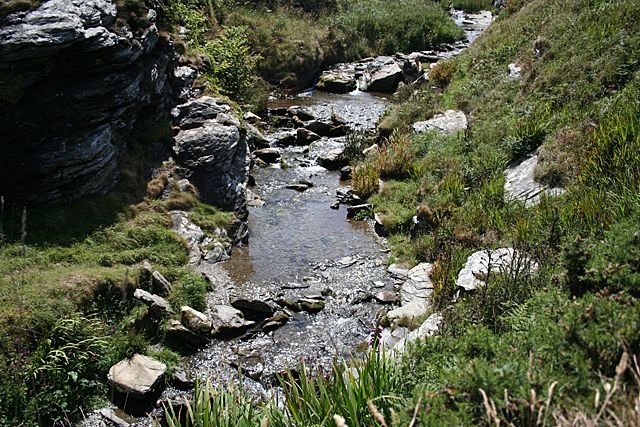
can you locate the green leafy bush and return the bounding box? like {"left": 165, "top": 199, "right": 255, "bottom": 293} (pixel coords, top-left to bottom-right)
{"left": 203, "top": 26, "right": 260, "bottom": 101}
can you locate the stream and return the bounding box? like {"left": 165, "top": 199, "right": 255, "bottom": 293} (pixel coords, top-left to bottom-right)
{"left": 86, "top": 9, "right": 492, "bottom": 426}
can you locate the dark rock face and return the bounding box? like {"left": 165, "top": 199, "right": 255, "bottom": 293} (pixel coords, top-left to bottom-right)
{"left": 0, "top": 0, "right": 176, "bottom": 204}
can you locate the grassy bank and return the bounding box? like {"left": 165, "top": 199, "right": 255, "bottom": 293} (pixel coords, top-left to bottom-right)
{"left": 165, "top": 0, "right": 640, "bottom": 425}
{"left": 160, "top": 0, "right": 465, "bottom": 102}
{"left": 0, "top": 153, "right": 233, "bottom": 425}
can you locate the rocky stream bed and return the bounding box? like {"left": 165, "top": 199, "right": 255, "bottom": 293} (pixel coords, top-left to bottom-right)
{"left": 85, "top": 9, "right": 496, "bottom": 427}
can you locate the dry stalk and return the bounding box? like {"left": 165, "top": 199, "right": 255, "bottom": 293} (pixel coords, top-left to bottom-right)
{"left": 333, "top": 414, "right": 348, "bottom": 427}
{"left": 480, "top": 388, "right": 500, "bottom": 427}
{"left": 408, "top": 397, "right": 422, "bottom": 427}
{"left": 367, "top": 400, "right": 389, "bottom": 427}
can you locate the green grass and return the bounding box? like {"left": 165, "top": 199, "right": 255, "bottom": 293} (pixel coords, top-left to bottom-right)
{"left": 163, "top": 348, "right": 400, "bottom": 427}
{"left": 0, "top": 173, "right": 236, "bottom": 424}
{"left": 450, "top": 0, "right": 494, "bottom": 13}
{"left": 333, "top": 0, "right": 465, "bottom": 59}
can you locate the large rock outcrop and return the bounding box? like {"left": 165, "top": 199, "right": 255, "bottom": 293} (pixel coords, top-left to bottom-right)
{"left": 172, "top": 96, "right": 250, "bottom": 220}
{"left": 0, "top": 0, "right": 176, "bottom": 204}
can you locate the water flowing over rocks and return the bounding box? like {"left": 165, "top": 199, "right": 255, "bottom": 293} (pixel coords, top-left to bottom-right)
{"left": 0, "top": 0, "right": 177, "bottom": 204}
{"left": 456, "top": 247, "right": 539, "bottom": 291}
{"left": 504, "top": 152, "right": 565, "bottom": 206}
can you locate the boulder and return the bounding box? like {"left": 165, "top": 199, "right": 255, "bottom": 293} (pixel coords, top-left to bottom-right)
{"left": 400, "top": 263, "right": 434, "bottom": 305}
{"left": 366, "top": 63, "right": 403, "bottom": 93}
{"left": 504, "top": 153, "right": 564, "bottom": 207}
{"left": 107, "top": 354, "right": 167, "bottom": 400}
{"left": 412, "top": 110, "right": 468, "bottom": 135}
{"left": 171, "top": 97, "right": 231, "bottom": 130}
{"left": 391, "top": 313, "right": 442, "bottom": 355}
{"left": 508, "top": 63, "right": 522, "bottom": 79}
{"left": 243, "top": 111, "right": 263, "bottom": 125}
{"left": 210, "top": 305, "right": 254, "bottom": 336}
{"left": 173, "top": 99, "right": 249, "bottom": 218}
{"left": 180, "top": 306, "right": 212, "bottom": 335}
{"left": 246, "top": 189, "right": 265, "bottom": 208}
{"left": 271, "top": 130, "right": 298, "bottom": 147}
{"left": 340, "top": 166, "right": 352, "bottom": 181}
{"left": 298, "top": 298, "right": 325, "bottom": 313}
{"left": 246, "top": 123, "right": 270, "bottom": 150}
{"left": 151, "top": 271, "right": 172, "bottom": 295}
{"left": 254, "top": 148, "right": 281, "bottom": 164}
{"left": 286, "top": 183, "right": 312, "bottom": 192}
{"left": 166, "top": 320, "right": 210, "bottom": 349}
{"left": 387, "top": 264, "right": 410, "bottom": 281}
{"left": 287, "top": 106, "right": 315, "bottom": 121}
{"left": 296, "top": 128, "right": 321, "bottom": 145}
{"left": 317, "top": 148, "right": 347, "bottom": 170}
{"left": 315, "top": 72, "right": 357, "bottom": 93}
{"left": 386, "top": 300, "right": 429, "bottom": 324}
{"left": 456, "top": 248, "right": 539, "bottom": 291}
{"left": 305, "top": 120, "right": 334, "bottom": 137}
{"left": 171, "top": 367, "right": 194, "bottom": 390}
{"left": 346, "top": 204, "right": 372, "bottom": 219}
{"left": 380, "top": 327, "right": 410, "bottom": 349}
{"left": 375, "top": 291, "right": 399, "bottom": 304}
{"left": 133, "top": 289, "right": 172, "bottom": 316}
{"left": 231, "top": 299, "right": 276, "bottom": 321}
{"left": 98, "top": 408, "right": 130, "bottom": 427}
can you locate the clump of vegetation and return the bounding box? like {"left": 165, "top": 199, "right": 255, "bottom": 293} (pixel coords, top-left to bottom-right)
{"left": 202, "top": 26, "right": 260, "bottom": 101}
{"left": 333, "top": 0, "right": 465, "bottom": 59}
{"left": 165, "top": 349, "right": 398, "bottom": 427}
{"left": 450, "top": 0, "right": 494, "bottom": 13}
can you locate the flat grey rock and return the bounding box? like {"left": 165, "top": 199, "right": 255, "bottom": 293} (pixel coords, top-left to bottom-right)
{"left": 413, "top": 110, "right": 467, "bottom": 135}
{"left": 504, "top": 153, "right": 564, "bottom": 207}
{"left": 456, "top": 248, "right": 539, "bottom": 291}
{"left": 107, "top": 354, "right": 166, "bottom": 399}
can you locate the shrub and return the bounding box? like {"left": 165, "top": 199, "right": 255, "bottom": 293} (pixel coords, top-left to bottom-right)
{"left": 203, "top": 26, "right": 260, "bottom": 101}
{"left": 429, "top": 60, "right": 457, "bottom": 89}
{"left": 164, "top": 379, "right": 263, "bottom": 427}
{"left": 167, "top": 269, "right": 208, "bottom": 312}
{"left": 343, "top": 130, "right": 374, "bottom": 162}
{"left": 351, "top": 160, "right": 380, "bottom": 199}
{"left": 450, "top": 0, "right": 493, "bottom": 13}
{"left": 271, "top": 349, "right": 398, "bottom": 427}
{"left": 565, "top": 211, "right": 640, "bottom": 297}
{"left": 376, "top": 131, "right": 416, "bottom": 179}
{"left": 162, "top": 0, "right": 208, "bottom": 47}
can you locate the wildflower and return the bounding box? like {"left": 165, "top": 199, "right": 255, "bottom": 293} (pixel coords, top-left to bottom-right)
{"left": 368, "top": 324, "right": 383, "bottom": 350}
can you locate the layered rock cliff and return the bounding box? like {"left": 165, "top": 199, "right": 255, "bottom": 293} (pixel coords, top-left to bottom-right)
{"left": 0, "top": 0, "right": 175, "bottom": 204}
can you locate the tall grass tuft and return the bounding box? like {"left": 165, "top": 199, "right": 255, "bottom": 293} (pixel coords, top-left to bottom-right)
{"left": 163, "top": 379, "right": 264, "bottom": 427}
{"left": 271, "top": 348, "right": 398, "bottom": 427}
